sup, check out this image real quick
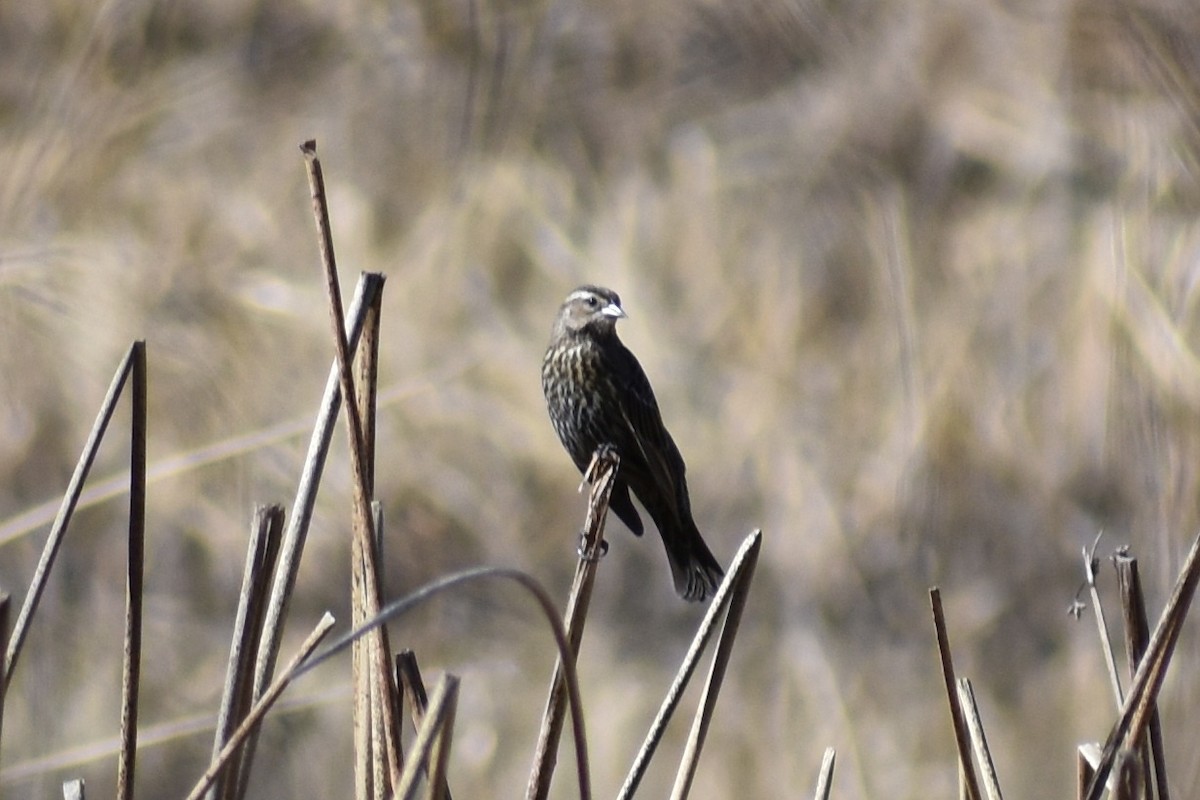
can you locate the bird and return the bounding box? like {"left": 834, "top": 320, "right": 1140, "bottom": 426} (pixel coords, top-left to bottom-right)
{"left": 541, "top": 285, "right": 724, "bottom": 602}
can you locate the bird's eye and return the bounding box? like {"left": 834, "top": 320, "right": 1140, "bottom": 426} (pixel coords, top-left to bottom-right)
{"left": 584, "top": 296, "right": 598, "bottom": 308}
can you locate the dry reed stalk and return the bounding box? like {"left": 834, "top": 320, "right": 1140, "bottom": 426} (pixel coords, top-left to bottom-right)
{"left": 669, "top": 530, "right": 760, "bottom": 800}
{"left": 1113, "top": 551, "right": 1169, "bottom": 800}
{"left": 813, "top": 748, "right": 836, "bottom": 800}
{"left": 185, "top": 613, "right": 336, "bottom": 800}
{"left": 1083, "top": 530, "right": 1200, "bottom": 800}
{"left": 298, "top": 567, "right": 594, "bottom": 800}
{"left": 619, "top": 530, "right": 762, "bottom": 800}
{"left": 302, "top": 140, "right": 401, "bottom": 794}
{"left": 207, "top": 505, "right": 285, "bottom": 800}
{"left": 526, "top": 448, "right": 619, "bottom": 800}
{"left": 1113, "top": 749, "right": 1139, "bottom": 800}
{"left": 116, "top": 340, "right": 147, "bottom": 800}
{"left": 929, "top": 587, "right": 982, "bottom": 800}
{"left": 4, "top": 344, "right": 140, "bottom": 681}
{"left": 1078, "top": 747, "right": 1096, "bottom": 800}
{"left": 395, "top": 674, "right": 459, "bottom": 800}
{"left": 1082, "top": 531, "right": 1125, "bottom": 708}
{"left": 957, "top": 679, "right": 1002, "bottom": 800}
{"left": 242, "top": 272, "right": 382, "bottom": 799}
{"left": 396, "top": 651, "right": 453, "bottom": 800}
{"left": 0, "top": 593, "right": 9, "bottom": 763}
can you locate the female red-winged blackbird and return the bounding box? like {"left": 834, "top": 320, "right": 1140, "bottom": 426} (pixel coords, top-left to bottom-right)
{"left": 541, "top": 285, "right": 724, "bottom": 602}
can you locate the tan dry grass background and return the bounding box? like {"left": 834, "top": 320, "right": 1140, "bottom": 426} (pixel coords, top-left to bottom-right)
{"left": 3, "top": 0, "right": 1200, "bottom": 797}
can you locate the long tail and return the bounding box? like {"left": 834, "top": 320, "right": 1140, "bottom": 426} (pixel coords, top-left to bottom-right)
{"left": 663, "top": 519, "right": 724, "bottom": 602}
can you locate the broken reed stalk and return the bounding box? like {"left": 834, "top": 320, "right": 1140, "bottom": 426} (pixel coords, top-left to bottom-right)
{"left": 356, "top": 265, "right": 389, "bottom": 800}
{"left": 395, "top": 674, "right": 460, "bottom": 800}
{"left": 1082, "top": 532, "right": 1125, "bottom": 708}
{"left": 425, "top": 685, "right": 456, "bottom": 800}
{"left": 1083, "top": 529, "right": 1200, "bottom": 800}
{"left": 396, "top": 651, "right": 454, "bottom": 800}
{"left": 670, "top": 530, "right": 760, "bottom": 800}
{"left": 525, "top": 448, "right": 619, "bottom": 800}
{"left": 63, "top": 778, "right": 85, "bottom": 800}
{"left": 117, "top": 340, "right": 147, "bottom": 800}
{"left": 241, "top": 273, "right": 381, "bottom": 800}
{"left": 957, "top": 679, "right": 1002, "bottom": 800}
{"left": 619, "top": 530, "right": 762, "bottom": 800}
{"left": 4, "top": 343, "right": 140, "bottom": 682}
{"left": 813, "top": 747, "right": 836, "bottom": 800}
{"left": 1077, "top": 749, "right": 1095, "bottom": 800}
{"left": 185, "top": 613, "right": 337, "bottom": 800}
{"left": 360, "top": 283, "right": 400, "bottom": 800}
{"left": 929, "top": 587, "right": 982, "bottom": 800}
{"left": 1113, "top": 552, "right": 1170, "bottom": 800}
{"left": 207, "top": 505, "right": 285, "bottom": 800}
{"left": 302, "top": 139, "right": 401, "bottom": 793}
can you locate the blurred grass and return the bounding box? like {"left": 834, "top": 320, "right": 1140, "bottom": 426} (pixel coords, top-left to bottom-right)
{"left": 2, "top": 0, "right": 1200, "bottom": 797}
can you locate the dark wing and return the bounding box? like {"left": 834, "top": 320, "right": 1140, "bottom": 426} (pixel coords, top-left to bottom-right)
{"left": 608, "top": 481, "right": 645, "bottom": 536}
{"left": 607, "top": 341, "right": 689, "bottom": 516}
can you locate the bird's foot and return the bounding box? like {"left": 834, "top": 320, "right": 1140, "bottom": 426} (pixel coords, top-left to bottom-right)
{"left": 581, "top": 444, "right": 620, "bottom": 490}
{"left": 577, "top": 530, "right": 609, "bottom": 561}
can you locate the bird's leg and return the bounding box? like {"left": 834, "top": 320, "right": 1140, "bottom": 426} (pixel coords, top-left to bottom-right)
{"left": 580, "top": 443, "right": 619, "bottom": 492}
{"left": 578, "top": 443, "right": 618, "bottom": 558}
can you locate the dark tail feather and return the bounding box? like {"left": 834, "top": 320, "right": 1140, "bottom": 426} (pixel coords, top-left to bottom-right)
{"left": 664, "top": 521, "right": 724, "bottom": 602}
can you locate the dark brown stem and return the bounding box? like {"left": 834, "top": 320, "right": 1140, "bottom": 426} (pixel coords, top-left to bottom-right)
{"left": 930, "top": 587, "right": 982, "bottom": 800}
{"left": 116, "top": 341, "right": 147, "bottom": 800}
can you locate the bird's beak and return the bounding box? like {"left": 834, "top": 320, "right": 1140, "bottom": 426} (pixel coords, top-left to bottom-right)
{"left": 601, "top": 302, "right": 627, "bottom": 319}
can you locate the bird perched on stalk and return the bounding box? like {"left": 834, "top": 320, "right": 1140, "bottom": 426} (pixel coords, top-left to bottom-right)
{"left": 541, "top": 285, "right": 724, "bottom": 602}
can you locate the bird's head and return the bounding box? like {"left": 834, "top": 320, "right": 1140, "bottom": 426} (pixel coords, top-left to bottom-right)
{"left": 553, "top": 285, "right": 627, "bottom": 338}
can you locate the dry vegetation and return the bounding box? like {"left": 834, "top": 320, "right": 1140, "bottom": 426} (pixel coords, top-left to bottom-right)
{"left": 2, "top": 0, "right": 1200, "bottom": 797}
